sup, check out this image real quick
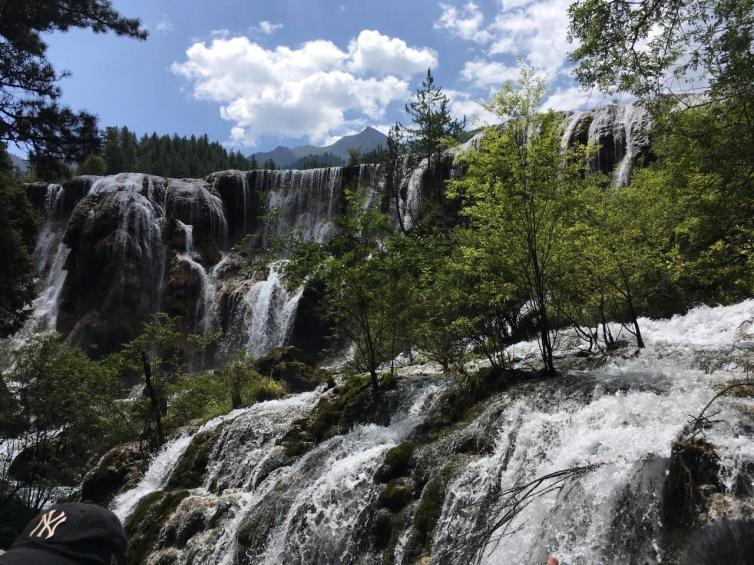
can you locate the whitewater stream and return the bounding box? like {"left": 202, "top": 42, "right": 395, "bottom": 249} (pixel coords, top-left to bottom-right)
{"left": 112, "top": 301, "right": 754, "bottom": 564}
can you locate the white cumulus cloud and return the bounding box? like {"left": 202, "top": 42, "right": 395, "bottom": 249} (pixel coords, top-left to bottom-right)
{"left": 348, "top": 30, "right": 437, "bottom": 78}
{"left": 445, "top": 90, "right": 499, "bottom": 128}
{"left": 488, "top": 0, "right": 573, "bottom": 76}
{"left": 436, "top": 0, "right": 577, "bottom": 83}
{"left": 434, "top": 2, "right": 492, "bottom": 44}
{"left": 172, "top": 31, "right": 436, "bottom": 146}
{"left": 461, "top": 59, "right": 520, "bottom": 89}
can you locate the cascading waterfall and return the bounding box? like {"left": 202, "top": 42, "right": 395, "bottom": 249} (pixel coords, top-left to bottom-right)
{"left": 242, "top": 265, "right": 304, "bottom": 358}
{"left": 259, "top": 168, "right": 342, "bottom": 247}
{"left": 400, "top": 157, "right": 428, "bottom": 231}
{"left": 25, "top": 184, "right": 69, "bottom": 329}
{"left": 122, "top": 301, "right": 754, "bottom": 564}
{"left": 561, "top": 104, "right": 651, "bottom": 186}
{"left": 432, "top": 301, "right": 754, "bottom": 565}
{"left": 175, "top": 221, "right": 218, "bottom": 335}
{"left": 23, "top": 104, "right": 650, "bottom": 356}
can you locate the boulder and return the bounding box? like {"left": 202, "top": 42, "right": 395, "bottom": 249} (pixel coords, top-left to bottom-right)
{"left": 80, "top": 442, "right": 145, "bottom": 506}
{"left": 58, "top": 190, "right": 166, "bottom": 356}
{"left": 378, "top": 476, "right": 417, "bottom": 512}
{"left": 663, "top": 438, "right": 722, "bottom": 529}
{"left": 167, "top": 426, "right": 223, "bottom": 490}
{"left": 286, "top": 282, "right": 336, "bottom": 360}
{"left": 255, "top": 346, "right": 327, "bottom": 393}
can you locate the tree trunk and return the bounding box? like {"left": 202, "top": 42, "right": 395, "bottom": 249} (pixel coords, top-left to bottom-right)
{"left": 369, "top": 367, "right": 379, "bottom": 395}
{"left": 626, "top": 296, "right": 645, "bottom": 349}
{"left": 141, "top": 351, "right": 165, "bottom": 449}
{"left": 539, "top": 306, "right": 555, "bottom": 374}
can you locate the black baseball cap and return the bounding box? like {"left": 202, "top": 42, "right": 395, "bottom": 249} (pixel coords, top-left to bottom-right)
{"left": 0, "top": 502, "right": 126, "bottom": 565}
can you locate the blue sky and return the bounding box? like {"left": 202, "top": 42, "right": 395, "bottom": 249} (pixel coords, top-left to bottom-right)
{"left": 41, "top": 0, "right": 612, "bottom": 153}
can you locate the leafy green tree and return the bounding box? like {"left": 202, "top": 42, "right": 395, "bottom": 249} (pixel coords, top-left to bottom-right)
{"left": 381, "top": 123, "right": 407, "bottom": 233}
{"left": 569, "top": 0, "right": 754, "bottom": 314}
{"left": 0, "top": 147, "right": 38, "bottom": 337}
{"left": 76, "top": 153, "right": 107, "bottom": 176}
{"left": 286, "top": 206, "right": 419, "bottom": 393}
{"left": 347, "top": 148, "right": 362, "bottom": 167}
{"left": 569, "top": 0, "right": 754, "bottom": 103}
{"left": 0, "top": 2, "right": 146, "bottom": 174}
{"left": 106, "top": 314, "right": 216, "bottom": 450}
{"left": 0, "top": 333, "right": 121, "bottom": 513}
{"left": 404, "top": 69, "right": 466, "bottom": 200}
{"left": 168, "top": 360, "right": 285, "bottom": 426}
{"left": 449, "top": 68, "right": 595, "bottom": 373}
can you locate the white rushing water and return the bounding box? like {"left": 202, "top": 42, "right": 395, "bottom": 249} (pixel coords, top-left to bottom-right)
{"left": 109, "top": 394, "right": 311, "bottom": 524}
{"left": 111, "top": 434, "right": 195, "bottom": 523}
{"left": 255, "top": 381, "right": 441, "bottom": 565}
{"left": 101, "top": 303, "right": 752, "bottom": 564}
{"left": 433, "top": 300, "right": 754, "bottom": 565}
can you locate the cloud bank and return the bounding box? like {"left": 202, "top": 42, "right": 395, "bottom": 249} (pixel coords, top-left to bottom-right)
{"left": 172, "top": 30, "right": 437, "bottom": 146}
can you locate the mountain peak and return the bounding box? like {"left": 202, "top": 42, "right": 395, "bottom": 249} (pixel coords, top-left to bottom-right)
{"left": 251, "top": 127, "right": 387, "bottom": 168}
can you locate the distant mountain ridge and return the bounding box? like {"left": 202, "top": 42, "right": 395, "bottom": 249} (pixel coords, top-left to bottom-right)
{"left": 251, "top": 126, "right": 387, "bottom": 168}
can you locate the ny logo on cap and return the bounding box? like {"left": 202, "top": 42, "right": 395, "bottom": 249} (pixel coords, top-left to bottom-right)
{"left": 29, "top": 510, "right": 67, "bottom": 540}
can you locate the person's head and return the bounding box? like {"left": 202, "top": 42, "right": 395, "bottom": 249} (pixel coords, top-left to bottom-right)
{"left": 547, "top": 557, "right": 560, "bottom": 565}
{"left": 0, "top": 502, "right": 126, "bottom": 565}
{"left": 684, "top": 520, "right": 754, "bottom": 565}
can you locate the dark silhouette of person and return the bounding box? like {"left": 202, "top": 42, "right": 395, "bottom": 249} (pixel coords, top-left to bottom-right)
{"left": 0, "top": 502, "right": 126, "bottom": 564}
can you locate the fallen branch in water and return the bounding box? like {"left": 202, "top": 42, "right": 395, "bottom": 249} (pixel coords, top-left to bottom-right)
{"left": 685, "top": 382, "right": 754, "bottom": 441}
{"left": 438, "top": 463, "right": 604, "bottom": 565}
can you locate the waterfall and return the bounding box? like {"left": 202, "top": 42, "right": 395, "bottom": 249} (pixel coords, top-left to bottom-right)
{"left": 112, "top": 434, "right": 195, "bottom": 523}
{"left": 431, "top": 300, "right": 754, "bottom": 564}
{"left": 612, "top": 104, "right": 650, "bottom": 187}
{"left": 242, "top": 265, "right": 304, "bottom": 358}
{"left": 175, "top": 221, "right": 218, "bottom": 336}
{"left": 120, "top": 300, "right": 754, "bottom": 564}
{"left": 560, "top": 111, "right": 584, "bottom": 153}
{"left": 254, "top": 381, "right": 440, "bottom": 564}
{"left": 259, "top": 168, "right": 342, "bottom": 247}
{"left": 26, "top": 185, "right": 69, "bottom": 329}
{"left": 399, "top": 157, "right": 428, "bottom": 231}
{"left": 559, "top": 104, "right": 651, "bottom": 186}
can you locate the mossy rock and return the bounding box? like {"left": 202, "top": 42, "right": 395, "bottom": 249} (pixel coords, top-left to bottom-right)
{"left": 256, "top": 346, "right": 315, "bottom": 373}
{"left": 80, "top": 441, "right": 145, "bottom": 506}
{"left": 375, "top": 442, "right": 417, "bottom": 483}
{"left": 125, "top": 489, "right": 190, "bottom": 564}
{"left": 379, "top": 477, "right": 417, "bottom": 512}
{"left": 281, "top": 375, "right": 375, "bottom": 457}
{"left": 401, "top": 474, "right": 448, "bottom": 563}
{"left": 256, "top": 346, "right": 328, "bottom": 393}
{"left": 372, "top": 508, "right": 395, "bottom": 550}
{"left": 663, "top": 438, "right": 722, "bottom": 530}
{"left": 413, "top": 476, "right": 445, "bottom": 545}
{"left": 166, "top": 426, "right": 223, "bottom": 490}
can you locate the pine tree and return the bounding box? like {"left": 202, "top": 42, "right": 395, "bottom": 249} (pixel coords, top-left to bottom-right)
{"left": 0, "top": 2, "right": 146, "bottom": 176}
{"left": 404, "top": 69, "right": 465, "bottom": 199}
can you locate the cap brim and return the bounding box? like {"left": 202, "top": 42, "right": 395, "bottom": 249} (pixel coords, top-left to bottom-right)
{"left": 0, "top": 546, "right": 82, "bottom": 565}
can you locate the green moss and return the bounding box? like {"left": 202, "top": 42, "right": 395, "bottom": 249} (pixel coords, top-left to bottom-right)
{"left": 378, "top": 477, "right": 416, "bottom": 512}
{"left": 413, "top": 476, "right": 445, "bottom": 547}
{"left": 281, "top": 374, "right": 374, "bottom": 457}
{"left": 125, "top": 489, "right": 189, "bottom": 564}
{"left": 375, "top": 442, "right": 417, "bottom": 483}
{"left": 244, "top": 376, "right": 287, "bottom": 403}
{"left": 167, "top": 426, "right": 222, "bottom": 490}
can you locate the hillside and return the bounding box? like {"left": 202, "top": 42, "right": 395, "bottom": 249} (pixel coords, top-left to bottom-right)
{"left": 252, "top": 126, "right": 386, "bottom": 168}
